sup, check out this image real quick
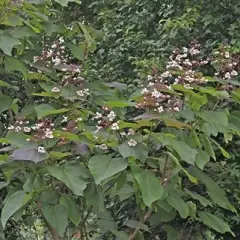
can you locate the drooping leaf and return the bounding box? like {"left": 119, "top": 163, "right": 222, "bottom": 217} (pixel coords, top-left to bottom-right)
{"left": 42, "top": 203, "right": 68, "bottom": 237}
{"left": 185, "top": 189, "right": 212, "bottom": 207}
{"left": 200, "top": 135, "right": 216, "bottom": 160}
{"left": 1, "top": 191, "right": 31, "bottom": 228}
{"left": 198, "top": 211, "right": 234, "bottom": 236}
{"left": 60, "top": 195, "right": 81, "bottom": 226}
{"left": 189, "top": 167, "right": 234, "bottom": 211}
{"left": 47, "top": 164, "right": 88, "bottom": 196}
{"left": 89, "top": 155, "right": 127, "bottom": 185}
{"left": 195, "top": 150, "right": 210, "bottom": 170}
{"left": 166, "top": 195, "right": 189, "bottom": 219}
{"left": 84, "top": 182, "right": 105, "bottom": 211}
{"left": 132, "top": 165, "right": 163, "bottom": 207}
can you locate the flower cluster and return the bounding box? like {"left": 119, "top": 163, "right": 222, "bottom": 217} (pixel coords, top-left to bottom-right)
{"left": 93, "top": 108, "right": 119, "bottom": 132}
{"left": 33, "top": 37, "right": 66, "bottom": 67}
{"left": 213, "top": 46, "right": 240, "bottom": 90}
{"left": 7, "top": 117, "right": 30, "bottom": 133}
{"left": 137, "top": 41, "right": 210, "bottom": 113}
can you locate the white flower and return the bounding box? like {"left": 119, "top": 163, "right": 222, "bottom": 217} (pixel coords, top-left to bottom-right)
{"left": 214, "top": 51, "right": 220, "bottom": 55}
{"left": 76, "top": 117, "right": 82, "bottom": 122}
{"left": 83, "top": 88, "right": 90, "bottom": 95}
{"left": 120, "top": 132, "right": 127, "bottom": 136}
{"left": 189, "top": 48, "right": 200, "bottom": 55}
{"left": 60, "top": 46, "right": 65, "bottom": 50}
{"left": 151, "top": 89, "right": 162, "bottom": 98}
{"left": 111, "top": 122, "right": 119, "bottom": 130}
{"left": 62, "top": 68, "right": 67, "bottom": 72}
{"left": 97, "top": 144, "right": 108, "bottom": 150}
{"left": 15, "top": 126, "right": 22, "bottom": 132}
{"left": 173, "top": 106, "right": 180, "bottom": 112}
{"left": 47, "top": 50, "right": 53, "bottom": 57}
{"left": 59, "top": 37, "right": 64, "bottom": 43}
{"left": 231, "top": 70, "right": 238, "bottom": 76}
{"left": 94, "top": 112, "right": 102, "bottom": 119}
{"left": 158, "top": 106, "right": 164, "bottom": 113}
{"left": 128, "top": 129, "right": 135, "bottom": 135}
{"left": 45, "top": 131, "right": 54, "bottom": 139}
{"left": 141, "top": 88, "right": 149, "bottom": 94}
{"left": 147, "top": 82, "right": 155, "bottom": 87}
{"left": 147, "top": 75, "right": 153, "bottom": 81}
{"left": 225, "top": 51, "right": 230, "bottom": 58}
{"left": 76, "top": 90, "right": 84, "bottom": 97}
{"left": 161, "top": 71, "right": 171, "bottom": 78}
{"left": 52, "top": 87, "right": 60, "bottom": 93}
{"left": 61, "top": 116, "right": 68, "bottom": 123}
{"left": 7, "top": 125, "right": 14, "bottom": 130}
{"left": 51, "top": 44, "right": 57, "bottom": 48}
{"left": 37, "top": 146, "right": 46, "bottom": 153}
{"left": 94, "top": 126, "right": 103, "bottom": 133}
{"left": 107, "top": 111, "right": 116, "bottom": 121}
{"left": 128, "top": 139, "right": 137, "bottom": 147}
{"left": 184, "top": 84, "right": 193, "bottom": 89}
{"left": 53, "top": 57, "right": 61, "bottom": 65}
{"left": 224, "top": 72, "right": 231, "bottom": 79}
{"left": 33, "top": 56, "right": 38, "bottom": 63}
{"left": 183, "top": 47, "right": 188, "bottom": 53}
{"left": 23, "top": 127, "right": 31, "bottom": 133}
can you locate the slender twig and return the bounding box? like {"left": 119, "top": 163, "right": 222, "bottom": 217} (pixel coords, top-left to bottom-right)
{"left": 128, "top": 207, "right": 154, "bottom": 240}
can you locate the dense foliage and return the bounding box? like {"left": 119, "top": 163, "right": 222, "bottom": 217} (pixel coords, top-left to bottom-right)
{"left": 0, "top": 0, "right": 240, "bottom": 240}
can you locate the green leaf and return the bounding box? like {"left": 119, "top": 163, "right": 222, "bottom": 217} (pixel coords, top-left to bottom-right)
{"left": 197, "top": 111, "right": 228, "bottom": 133}
{"left": 42, "top": 203, "right": 68, "bottom": 237}
{"left": 60, "top": 196, "right": 81, "bottom": 226}
{"left": 171, "top": 140, "right": 197, "bottom": 164}
{"left": 10, "top": 148, "right": 49, "bottom": 162}
{"left": 78, "top": 23, "right": 96, "bottom": 51}
{"left": 166, "top": 194, "right": 189, "bottom": 219}
{"left": 195, "top": 150, "right": 210, "bottom": 170}
{"left": 0, "top": 80, "right": 18, "bottom": 90}
{"left": 4, "top": 56, "right": 27, "bottom": 79}
{"left": 124, "top": 219, "right": 149, "bottom": 231}
{"left": 6, "top": 131, "right": 37, "bottom": 148}
{"left": 189, "top": 167, "right": 234, "bottom": 211}
{"left": 164, "top": 225, "right": 179, "bottom": 240}
{"left": 185, "top": 189, "right": 212, "bottom": 207}
{"left": 0, "top": 95, "right": 13, "bottom": 114}
{"left": 68, "top": 43, "right": 85, "bottom": 60}
{"left": 54, "top": 0, "right": 80, "bottom": 6}
{"left": 132, "top": 165, "right": 163, "bottom": 207}
{"left": 198, "top": 211, "right": 234, "bottom": 236}
{"left": 47, "top": 164, "right": 88, "bottom": 196}
{"left": 40, "top": 190, "right": 60, "bottom": 204}
{"left": 105, "top": 100, "right": 135, "bottom": 108}
{"left": 49, "top": 151, "right": 72, "bottom": 159}
{"left": 118, "top": 142, "right": 148, "bottom": 162}
{"left": 200, "top": 135, "right": 216, "bottom": 160}
{"left": 0, "top": 33, "right": 21, "bottom": 55}
{"left": 84, "top": 182, "right": 105, "bottom": 211}
{"left": 210, "top": 138, "right": 230, "bottom": 159}
{"left": 189, "top": 93, "right": 208, "bottom": 111}
{"left": 34, "top": 104, "right": 69, "bottom": 119}
{"left": 1, "top": 191, "right": 31, "bottom": 228}
{"left": 89, "top": 155, "right": 127, "bottom": 185}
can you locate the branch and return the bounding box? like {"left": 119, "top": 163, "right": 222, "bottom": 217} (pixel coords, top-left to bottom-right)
{"left": 128, "top": 207, "right": 154, "bottom": 240}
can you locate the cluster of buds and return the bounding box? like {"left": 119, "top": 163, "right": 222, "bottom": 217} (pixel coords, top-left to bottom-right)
{"left": 94, "top": 107, "right": 119, "bottom": 132}
{"left": 137, "top": 41, "right": 209, "bottom": 113}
